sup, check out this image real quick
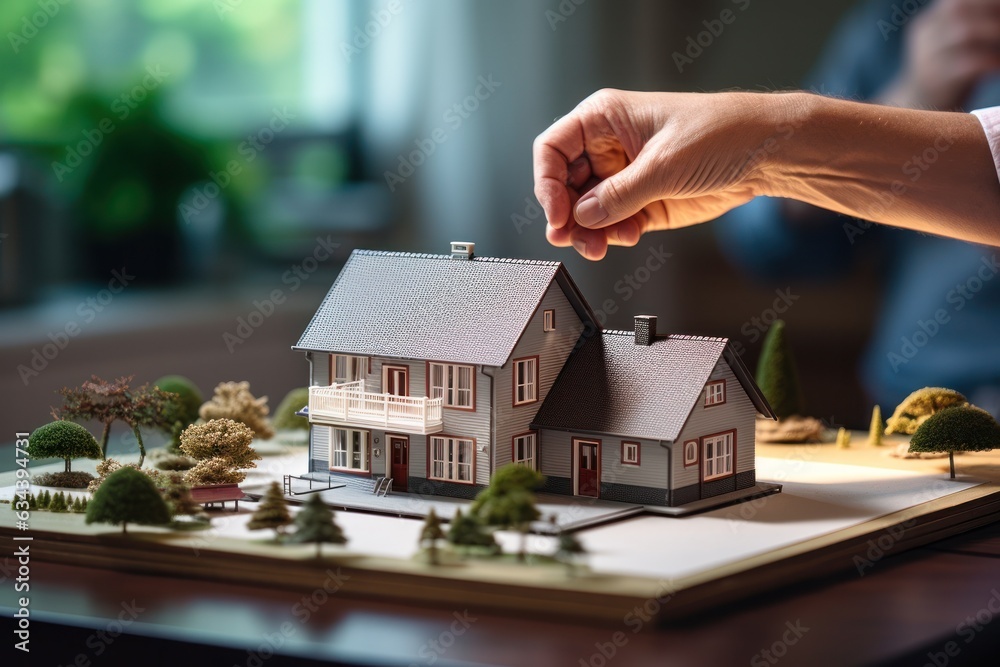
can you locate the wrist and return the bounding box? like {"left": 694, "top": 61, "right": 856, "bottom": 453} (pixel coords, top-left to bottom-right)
{"left": 746, "top": 92, "right": 819, "bottom": 199}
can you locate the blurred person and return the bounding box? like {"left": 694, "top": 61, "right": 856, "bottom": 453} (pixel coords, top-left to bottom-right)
{"left": 536, "top": 0, "right": 1000, "bottom": 416}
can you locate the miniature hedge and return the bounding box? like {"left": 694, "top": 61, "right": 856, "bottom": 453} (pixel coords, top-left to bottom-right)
{"left": 886, "top": 387, "right": 968, "bottom": 435}
{"left": 909, "top": 405, "right": 1000, "bottom": 478}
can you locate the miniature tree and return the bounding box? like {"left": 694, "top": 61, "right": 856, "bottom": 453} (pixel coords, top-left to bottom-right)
{"left": 247, "top": 482, "right": 293, "bottom": 540}
{"left": 49, "top": 491, "right": 68, "bottom": 513}
{"left": 755, "top": 320, "right": 806, "bottom": 420}
{"left": 836, "top": 427, "right": 851, "bottom": 449}
{"left": 556, "top": 531, "right": 586, "bottom": 575}
{"left": 54, "top": 375, "right": 173, "bottom": 465}
{"left": 909, "top": 406, "right": 1000, "bottom": 479}
{"left": 885, "top": 387, "right": 968, "bottom": 435}
{"left": 38, "top": 490, "right": 51, "bottom": 510}
{"left": 447, "top": 508, "right": 498, "bottom": 552}
{"left": 273, "top": 387, "right": 310, "bottom": 432}
{"left": 199, "top": 381, "right": 275, "bottom": 439}
{"left": 162, "top": 473, "right": 206, "bottom": 521}
{"left": 180, "top": 418, "right": 261, "bottom": 486}
{"left": 154, "top": 375, "right": 203, "bottom": 454}
{"left": 86, "top": 467, "right": 171, "bottom": 534}
{"left": 420, "top": 509, "right": 447, "bottom": 566}
{"left": 869, "top": 405, "right": 884, "bottom": 447}
{"left": 470, "top": 464, "right": 545, "bottom": 562}
{"left": 72, "top": 496, "right": 83, "bottom": 513}
{"left": 87, "top": 458, "right": 163, "bottom": 494}
{"left": 288, "top": 493, "right": 346, "bottom": 557}
{"left": 27, "top": 421, "right": 101, "bottom": 473}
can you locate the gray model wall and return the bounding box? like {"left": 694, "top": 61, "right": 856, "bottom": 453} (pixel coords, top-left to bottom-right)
{"left": 539, "top": 429, "right": 668, "bottom": 490}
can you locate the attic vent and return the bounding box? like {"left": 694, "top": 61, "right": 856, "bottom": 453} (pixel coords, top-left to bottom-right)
{"left": 634, "top": 315, "right": 657, "bottom": 346}
{"left": 450, "top": 241, "right": 475, "bottom": 260}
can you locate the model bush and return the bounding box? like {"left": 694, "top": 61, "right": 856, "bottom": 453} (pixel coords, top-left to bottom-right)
{"left": 162, "top": 473, "right": 207, "bottom": 522}
{"left": 54, "top": 375, "right": 174, "bottom": 465}
{"left": 32, "top": 471, "right": 96, "bottom": 489}
{"left": 835, "top": 427, "right": 851, "bottom": 449}
{"left": 909, "top": 406, "right": 1000, "bottom": 479}
{"left": 885, "top": 387, "right": 968, "bottom": 435}
{"left": 420, "top": 509, "right": 447, "bottom": 566}
{"left": 273, "top": 387, "right": 310, "bottom": 432}
{"left": 86, "top": 467, "right": 171, "bottom": 534}
{"left": 153, "top": 453, "right": 197, "bottom": 472}
{"left": 199, "top": 381, "right": 275, "bottom": 439}
{"left": 247, "top": 482, "right": 293, "bottom": 540}
{"left": 555, "top": 530, "right": 586, "bottom": 575}
{"left": 869, "top": 405, "right": 884, "bottom": 447}
{"left": 38, "top": 490, "right": 51, "bottom": 510}
{"left": 471, "top": 464, "right": 545, "bottom": 562}
{"left": 87, "top": 458, "right": 163, "bottom": 494}
{"left": 288, "top": 493, "right": 346, "bottom": 557}
{"left": 27, "top": 421, "right": 102, "bottom": 474}
{"left": 447, "top": 509, "right": 498, "bottom": 552}
{"left": 49, "top": 491, "right": 68, "bottom": 513}
{"left": 180, "top": 418, "right": 260, "bottom": 485}
{"left": 154, "top": 375, "right": 203, "bottom": 453}
{"left": 755, "top": 320, "right": 806, "bottom": 420}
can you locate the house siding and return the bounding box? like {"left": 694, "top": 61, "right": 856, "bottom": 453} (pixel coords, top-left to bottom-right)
{"left": 495, "top": 283, "right": 586, "bottom": 472}
{"left": 538, "top": 430, "right": 668, "bottom": 492}
{"left": 671, "top": 358, "right": 758, "bottom": 493}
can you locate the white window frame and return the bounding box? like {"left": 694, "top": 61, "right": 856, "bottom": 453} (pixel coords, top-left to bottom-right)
{"left": 430, "top": 436, "right": 474, "bottom": 483}
{"left": 331, "top": 428, "right": 369, "bottom": 472}
{"left": 513, "top": 432, "right": 537, "bottom": 469}
{"left": 333, "top": 354, "right": 367, "bottom": 384}
{"left": 705, "top": 380, "right": 726, "bottom": 406}
{"left": 513, "top": 357, "right": 538, "bottom": 406}
{"left": 702, "top": 433, "right": 734, "bottom": 481}
{"left": 543, "top": 309, "right": 555, "bottom": 332}
{"left": 683, "top": 440, "right": 699, "bottom": 466}
{"left": 428, "top": 363, "right": 474, "bottom": 409}
{"left": 621, "top": 441, "right": 640, "bottom": 466}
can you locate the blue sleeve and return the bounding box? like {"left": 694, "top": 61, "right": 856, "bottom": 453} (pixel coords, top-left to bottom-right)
{"left": 715, "top": 0, "right": 903, "bottom": 280}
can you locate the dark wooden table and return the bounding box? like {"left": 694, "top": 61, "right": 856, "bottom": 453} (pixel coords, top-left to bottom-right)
{"left": 4, "top": 520, "right": 1000, "bottom": 666}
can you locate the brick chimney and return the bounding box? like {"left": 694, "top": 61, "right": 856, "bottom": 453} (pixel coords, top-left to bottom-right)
{"left": 634, "top": 315, "right": 657, "bottom": 346}
{"left": 450, "top": 241, "right": 475, "bottom": 260}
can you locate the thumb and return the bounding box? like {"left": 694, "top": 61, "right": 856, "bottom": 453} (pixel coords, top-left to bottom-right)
{"left": 574, "top": 153, "right": 664, "bottom": 228}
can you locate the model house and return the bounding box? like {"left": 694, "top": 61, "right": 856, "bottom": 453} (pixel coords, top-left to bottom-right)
{"left": 293, "top": 243, "right": 776, "bottom": 508}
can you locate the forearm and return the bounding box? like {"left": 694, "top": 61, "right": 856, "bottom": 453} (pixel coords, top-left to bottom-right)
{"left": 757, "top": 93, "right": 1000, "bottom": 246}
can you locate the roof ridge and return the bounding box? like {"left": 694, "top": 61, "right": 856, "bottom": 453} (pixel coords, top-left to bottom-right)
{"left": 352, "top": 248, "right": 562, "bottom": 267}
{"left": 601, "top": 330, "right": 730, "bottom": 343}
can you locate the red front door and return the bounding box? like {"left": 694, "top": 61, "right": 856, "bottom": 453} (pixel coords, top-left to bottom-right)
{"left": 389, "top": 435, "right": 408, "bottom": 491}
{"left": 577, "top": 440, "right": 599, "bottom": 497}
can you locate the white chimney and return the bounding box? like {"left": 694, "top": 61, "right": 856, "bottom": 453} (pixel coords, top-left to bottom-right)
{"left": 450, "top": 241, "right": 475, "bottom": 260}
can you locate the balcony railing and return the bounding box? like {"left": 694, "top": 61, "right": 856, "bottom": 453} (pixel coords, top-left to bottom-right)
{"left": 308, "top": 381, "right": 444, "bottom": 434}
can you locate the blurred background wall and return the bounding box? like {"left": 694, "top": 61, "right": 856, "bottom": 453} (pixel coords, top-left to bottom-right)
{"left": 0, "top": 0, "right": 877, "bottom": 441}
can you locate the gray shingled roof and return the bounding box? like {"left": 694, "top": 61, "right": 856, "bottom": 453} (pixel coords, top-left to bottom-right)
{"left": 532, "top": 331, "right": 775, "bottom": 441}
{"left": 294, "top": 250, "right": 595, "bottom": 366}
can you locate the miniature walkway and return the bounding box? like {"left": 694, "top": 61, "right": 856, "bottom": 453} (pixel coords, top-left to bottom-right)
{"left": 243, "top": 476, "right": 643, "bottom": 532}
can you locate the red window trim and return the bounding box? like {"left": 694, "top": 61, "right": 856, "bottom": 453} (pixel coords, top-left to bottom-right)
{"left": 328, "top": 428, "right": 372, "bottom": 478}
{"left": 700, "top": 429, "right": 737, "bottom": 482}
{"left": 427, "top": 433, "right": 478, "bottom": 485}
{"left": 512, "top": 355, "right": 540, "bottom": 408}
{"left": 704, "top": 379, "right": 727, "bottom": 407}
{"left": 621, "top": 440, "right": 641, "bottom": 466}
{"left": 425, "top": 361, "right": 477, "bottom": 412}
{"left": 511, "top": 430, "right": 538, "bottom": 467}
{"left": 572, "top": 437, "right": 602, "bottom": 498}
{"left": 382, "top": 364, "right": 410, "bottom": 396}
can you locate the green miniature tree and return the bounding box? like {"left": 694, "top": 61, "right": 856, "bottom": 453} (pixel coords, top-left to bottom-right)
{"left": 836, "top": 427, "right": 851, "bottom": 449}
{"left": 755, "top": 320, "right": 806, "bottom": 420}
{"left": 154, "top": 375, "right": 203, "bottom": 454}
{"left": 288, "top": 493, "right": 347, "bottom": 557}
{"left": 86, "top": 467, "right": 171, "bottom": 534}
{"left": 420, "top": 509, "right": 447, "bottom": 565}
{"left": 909, "top": 406, "right": 1000, "bottom": 479}
{"left": 886, "top": 387, "right": 968, "bottom": 435}
{"left": 247, "top": 482, "right": 293, "bottom": 540}
{"left": 869, "top": 405, "right": 884, "bottom": 447}
{"left": 27, "top": 421, "right": 102, "bottom": 473}
{"left": 471, "top": 464, "right": 545, "bottom": 562}
{"left": 556, "top": 531, "right": 586, "bottom": 575}
{"left": 180, "top": 418, "right": 261, "bottom": 486}
{"left": 38, "top": 490, "right": 51, "bottom": 510}
{"left": 72, "top": 496, "right": 83, "bottom": 513}
{"left": 199, "top": 381, "right": 275, "bottom": 439}
{"left": 273, "top": 387, "right": 310, "bottom": 432}
{"left": 51, "top": 492, "right": 69, "bottom": 513}
{"left": 446, "top": 508, "right": 498, "bottom": 552}
{"left": 28, "top": 493, "right": 38, "bottom": 511}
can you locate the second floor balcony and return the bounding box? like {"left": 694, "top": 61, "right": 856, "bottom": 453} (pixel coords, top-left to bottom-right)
{"left": 307, "top": 381, "right": 444, "bottom": 435}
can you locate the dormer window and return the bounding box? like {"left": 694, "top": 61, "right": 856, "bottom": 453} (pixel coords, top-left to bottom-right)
{"left": 543, "top": 309, "right": 555, "bottom": 332}
{"left": 705, "top": 380, "right": 726, "bottom": 406}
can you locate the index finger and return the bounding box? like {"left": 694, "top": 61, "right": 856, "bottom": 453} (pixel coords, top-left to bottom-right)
{"left": 533, "top": 113, "right": 585, "bottom": 230}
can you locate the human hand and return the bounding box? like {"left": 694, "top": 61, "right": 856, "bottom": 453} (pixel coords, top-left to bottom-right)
{"left": 532, "top": 89, "right": 785, "bottom": 260}
{"left": 881, "top": 0, "right": 1000, "bottom": 110}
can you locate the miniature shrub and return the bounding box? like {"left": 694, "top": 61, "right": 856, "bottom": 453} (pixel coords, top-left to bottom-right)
{"left": 27, "top": 421, "right": 102, "bottom": 473}
{"left": 247, "top": 482, "right": 293, "bottom": 539}
{"left": 87, "top": 458, "right": 163, "bottom": 494}
{"left": 448, "top": 508, "right": 499, "bottom": 551}
{"left": 869, "top": 405, "right": 884, "bottom": 447}
{"left": 199, "top": 381, "right": 274, "bottom": 439}
{"left": 32, "top": 471, "right": 96, "bottom": 489}
{"left": 755, "top": 320, "right": 806, "bottom": 420}
{"left": 155, "top": 375, "right": 203, "bottom": 453}
{"left": 886, "top": 387, "right": 968, "bottom": 435}
{"left": 38, "top": 490, "right": 51, "bottom": 510}
{"left": 49, "top": 492, "right": 68, "bottom": 513}
{"left": 273, "top": 387, "right": 310, "bottom": 432}
{"left": 154, "top": 454, "right": 197, "bottom": 472}
{"left": 185, "top": 457, "right": 246, "bottom": 486}
{"left": 180, "top": 418, "right": 260, "bottom": 485}
{"left": 910, "top": 406, "right": 1000, "bottom": 478}
{"left": 86, "top": 467, "right": 171, "bottom": 534}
